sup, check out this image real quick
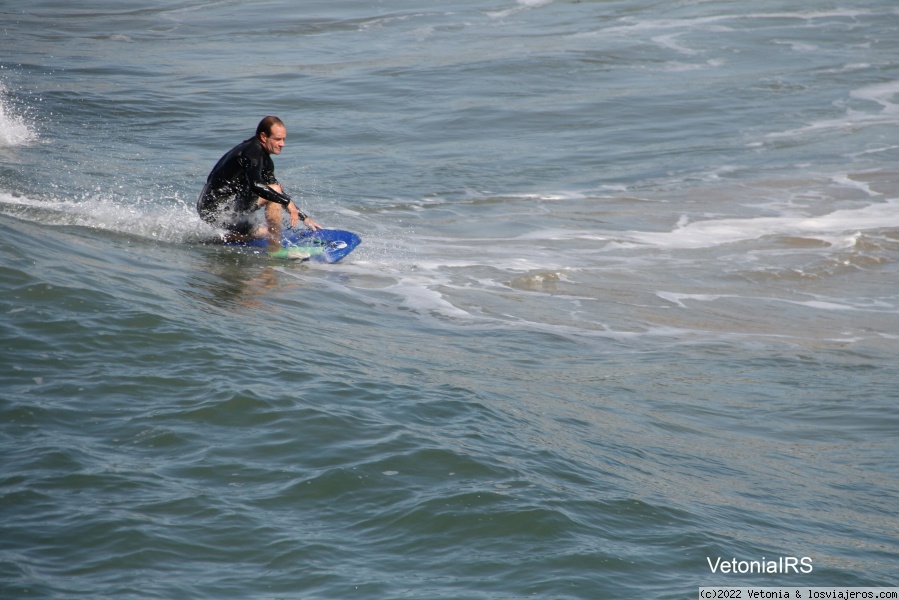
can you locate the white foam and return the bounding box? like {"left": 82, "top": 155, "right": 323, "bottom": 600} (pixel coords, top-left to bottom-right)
{"left": 851, "top": 144, "right": 899, "bottom": 158}
{"left": 765, "top": 79, "right": 899, "bottom": 143}
{"left": 657, "top": 291, "right": 898, "bottom": 314}
{"left": 487, "top": 0, "right": 554, "bottom": 19}
{"left": 627, "top": 200, "right": 899, "bottom": 249}
{"left": 774, "top": 40, "right": 819, "bottom": 53}
{"left": 0, "top": 190, "right": 208, "bottom": 243}
{"left": 850, "top": 80, "right": 899, "bottom": 114}
{"left": 656, "top": 292, "right": 724, "bottom": 308}
{"left": 600, "top": 15, "right": 731, "bottom": 36}
{"left": 387, "top": 275, "right": 475, "bottom": 319}
{"left": 651, "top": 33, "right": 698, "bottom": 56}
{"left": 830, "top": 174, "right": 880, "bottom": 197}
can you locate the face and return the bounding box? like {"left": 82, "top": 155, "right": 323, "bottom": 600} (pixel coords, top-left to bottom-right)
{"left": 260, "top": 123, "right": 286, "bottom": 155}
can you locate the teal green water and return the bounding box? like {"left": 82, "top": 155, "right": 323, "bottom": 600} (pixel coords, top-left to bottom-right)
{"left": 2, "top": 1, "right": 899, "bottom": 598}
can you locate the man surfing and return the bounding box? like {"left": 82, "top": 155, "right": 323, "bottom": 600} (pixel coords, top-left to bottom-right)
{"left": 197, "top": 116, "right": 322, "bottom": 252}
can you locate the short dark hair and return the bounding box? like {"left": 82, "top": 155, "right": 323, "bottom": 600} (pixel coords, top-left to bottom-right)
{"left": 256, "top": 116, "right": 285, "bottom": 138}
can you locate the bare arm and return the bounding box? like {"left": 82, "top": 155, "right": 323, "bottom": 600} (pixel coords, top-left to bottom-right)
{"left": 258, "top": 184, "right": 323, "bottom": 231}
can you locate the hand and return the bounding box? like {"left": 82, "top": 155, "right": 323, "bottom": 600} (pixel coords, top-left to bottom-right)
{"left": 286, "top": 202, "right": 323, "bottom": 230}
{"left": 303, "top": 217, "right": 323, "bottom": 231}
{"left": 287, "top": 202, "right": 302, "bottom": 228}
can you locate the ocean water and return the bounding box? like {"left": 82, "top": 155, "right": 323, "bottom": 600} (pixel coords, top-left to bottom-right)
{"left": 2, "top": 1, "right": 898, "bottom": 598}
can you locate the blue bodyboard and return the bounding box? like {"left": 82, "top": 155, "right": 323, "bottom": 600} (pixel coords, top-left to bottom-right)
{"left": 226, "top": 228, "right": 361, "bottom": 263}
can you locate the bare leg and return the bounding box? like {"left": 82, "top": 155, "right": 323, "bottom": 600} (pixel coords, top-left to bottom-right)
{"left": 265, "top": 201, "right": 283, "bottom": 251}
{"left": 262, "top": 184, "right": 287, "bottom": 251}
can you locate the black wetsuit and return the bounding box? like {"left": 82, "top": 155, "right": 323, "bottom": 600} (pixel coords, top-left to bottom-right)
{"left": 197, "top": 137, "right": 298, "bottom": 235}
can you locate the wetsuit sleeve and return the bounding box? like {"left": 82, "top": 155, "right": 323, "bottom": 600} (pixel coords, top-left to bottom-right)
{"left": 237, "top": 151, "right": 293, "bottom": 207}
{"left": 249, "top": 178, "right": 292, "bottom": 206}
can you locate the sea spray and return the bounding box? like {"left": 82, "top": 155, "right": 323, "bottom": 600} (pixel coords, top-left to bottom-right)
{"left": 0, "top": 81, "right": 37, "bottom": 147}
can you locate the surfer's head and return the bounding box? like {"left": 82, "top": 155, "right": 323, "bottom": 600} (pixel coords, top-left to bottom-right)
{"left": 257, "top": 116, "right": 286, "bottom": 155}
